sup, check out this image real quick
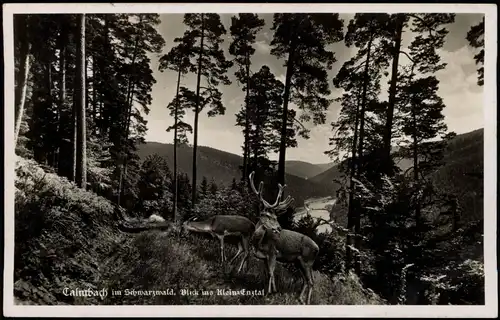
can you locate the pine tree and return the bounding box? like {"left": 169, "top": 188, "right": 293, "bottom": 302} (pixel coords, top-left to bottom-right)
{"left": 199, "top": 176, "right": 209, "bottom": 199}
{"left": 236, "top": 66, "right": 297, "bottom": 177}
{"left": 14, "top": 14, "right": 32, "bottom": 146}
{"left": 159, "top": 34, "right": 197, "bottom": 224}
{"left": 137, "top": 154, "right": 172, "bottom": 218}
{"left": 382, "top": 13, "right": 455, "bottom": 170}
{"left": 209, "top": 178, "right": 218, "bottom": 196}
{"left": 229, "top": 13, "right": 266, "bottom": 182}
{"left": 180, "top": 13, "right": 233, "bottom": 205}
{"left": 231, "top": 177, "right": 238, "bottom": 191}
{"left": 466, "top": 16, "right": 484, "bottom": 86}
{"left": 328, "top": 13, "right": 392, "bottom": 273}
{"left": 15, "top": 14, "right": 165, "bottom": 208}
{"left": 270, "top": 13, "right": 344, "bottom": 188}
{"left": 75, "top": 14, "right": 87, "bottom": 189}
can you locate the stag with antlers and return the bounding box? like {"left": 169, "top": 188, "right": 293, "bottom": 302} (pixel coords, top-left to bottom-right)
{"left": 247, "top": 171, "right": 320, "bottom": 305}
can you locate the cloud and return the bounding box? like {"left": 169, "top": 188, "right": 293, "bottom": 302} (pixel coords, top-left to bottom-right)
{"left": 254, "top": 40, "right": 271, "bottom": 54}
{"left": 436, "top": 46, "right": 483, "bottom": 133}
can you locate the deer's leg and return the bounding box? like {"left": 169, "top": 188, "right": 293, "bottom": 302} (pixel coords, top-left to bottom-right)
{"left": 237, "top": 236, "right": 250, "bottom": 274}
{"left": 304, "top": 261, "right": 315, "bottom": 305}
{"left": 296, "top": 258, "right": 308, "bottom": 304}
{"left": 268, "top": 253, "right": 277, "bottom": 293}
{"left": 217, "top": 235, "right": 225, "bottom": 265}
{"left": 264, "top": 258, "right": 273, "bottom": 294}
{"left": 229, "top": 240, "right": 243, "bottom": 267}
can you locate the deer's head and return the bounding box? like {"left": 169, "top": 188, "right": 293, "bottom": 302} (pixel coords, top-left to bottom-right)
{"left": 248, "top": 171, "right": 295, "bottom": 236}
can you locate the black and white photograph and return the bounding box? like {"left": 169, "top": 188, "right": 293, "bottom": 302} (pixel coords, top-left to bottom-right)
{"left": 3, "top": 3, "right": 497, "bottom": 318}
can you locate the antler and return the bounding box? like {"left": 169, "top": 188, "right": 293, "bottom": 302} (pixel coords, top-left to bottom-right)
{"left": 265, "top": 183, "right": 285, "bottom": 208}
{"left": 271, "top": 189, "right": 294, "bottom": 213}
{"left": 249, "top": 171, "right": 265, "bottom": 204}
{"left": 304, "top": 203, "right": 311, "bottom": 216}
{"left": 249, "top": 172, "right": 295, "bottom": 212}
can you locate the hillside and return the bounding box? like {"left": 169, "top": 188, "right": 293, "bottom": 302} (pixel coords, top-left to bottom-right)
{"left": 285, "top": 160, "right": 335, "bottom": 180}
{"left": 431, "top": 128, "right": 484, "bottom": 222}
{"left": 12, "top": 156, "right": 384, "bottom": 306}
{"left": 137, "top": 142, "right": 332, "bottom": 205}
{"left": 309, "top": 129, "right": 484, "bottom": 199}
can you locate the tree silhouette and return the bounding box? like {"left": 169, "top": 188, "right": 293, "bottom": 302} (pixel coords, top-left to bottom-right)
{"left": 270, "top": 13, "right": 344, "bottom": 188}
{"left": 466, "top": 16, "right": 484, "bottom": 86}
{"left": 382, "top": 13, "right": 455, "bottom": 170}
{"left": 159, "top": 34, "right": 197, "bottom": 224}
{"left": 14, "top": 14, "right": 32, "bottom": 146}
{"left": 75, "top": 14, "right": 87, "bottom": 189}
{"left": 229, "top": 13, "right": 266, "bottom": 182}
{"left": 180, "top": 13, "right": 233, "bottom": 205}
{"left": 329, "top": 13, "right": 391, "bottom": 273}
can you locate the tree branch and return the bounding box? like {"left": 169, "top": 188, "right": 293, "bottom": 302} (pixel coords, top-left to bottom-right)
{"left": 408, "top": 14, "right": 435, "bottom": 37}
{"left": 399, "top": 50, "right": 415, "bottom": 63}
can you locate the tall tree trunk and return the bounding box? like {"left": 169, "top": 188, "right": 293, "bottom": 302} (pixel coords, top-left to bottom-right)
{"left": 14, "top": 15, "right": 31, "bottom": 146}
{"left": 92, "top": 54, "right": 98, "bottom": 136}
{"left": 57, "top": 24, "right": 67, "bottom": 176}
{"left": 383, "top": 14, "right": 404, "bottom": 171}
{"left": 173, "top": 66, "right": 182, "bottom": 224}
{"left": 353, "top": 32, "right": 374, "bottom": 275}
{"left": 192, "top": 13, "right": 205, "bottom": 205}
{"left": 117, "top": 18, "right": 142, "bottom": 206}
{"left": 72, "top": 89, "right": 77, "bottom": 182}
{"left": 242, "top": 53, "right": 251, "bottom": 183}
{"left": 47, "top": 58, "right": 54, "bottom": 167}
{"left": 101, "top": 15, "right": 110, "bottom": 138}
{"left": 75, "top": 14, "right": 87, "bottom": 189}
{"left": 277, "top": 39, "right": 296, "bottom": 190}
{"left": 345, "top": 91, "right": 362, "bottom": 273}
{"left": 412, "top": 104, "right": 420, "bottom": 231}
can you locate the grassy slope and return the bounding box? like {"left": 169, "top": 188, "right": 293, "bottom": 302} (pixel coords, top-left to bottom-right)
{"left": 13, "top": 157, "right": 383, "bottom": 305}
{"left": 137, "top": 142, "right": 332, "bottom": 206}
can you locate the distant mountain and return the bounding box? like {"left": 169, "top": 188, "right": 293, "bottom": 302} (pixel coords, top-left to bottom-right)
{"left": 309, "top": 163, "right": 345, "bottom": 191}
{"left": 315, "top": 162, "right": 337, "bottom": 172}
{"left": 284, "top": 160, "right": 335, "bottom": 180}
{"left": 136, "top": 142, "right": 332, "bottom": 206}
{"left": 309, "top": 129, "right": 484, "bottom": 221}
{"left": 431, "top": 128, "right": 484, "bottom": 223}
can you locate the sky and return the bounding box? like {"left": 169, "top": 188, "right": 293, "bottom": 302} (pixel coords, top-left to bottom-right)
{"left": 143, "top": 13, "right": 484, "bottom": 164}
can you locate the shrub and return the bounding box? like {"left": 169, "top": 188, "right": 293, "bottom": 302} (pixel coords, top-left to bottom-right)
{"left": 14, "top": 157, "right": 122, "bottom": 305}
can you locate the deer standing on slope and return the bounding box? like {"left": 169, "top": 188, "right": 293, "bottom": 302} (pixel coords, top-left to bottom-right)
{"left": 247, "top": 172, "right": 320, "bottom": 305}
{"left": 182, "top": 215, "right": 255, "bottom": 272}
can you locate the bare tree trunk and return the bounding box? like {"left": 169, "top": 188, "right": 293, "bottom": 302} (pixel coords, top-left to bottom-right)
{"left": 353, "top": 32, "right": 374, "bottom": 275}
{"left": 47, "top": 58, "right": 54, "bottom": 167}
{"left": 72, "top": 89, "right": 77, "bottom": 182}
{"left": 192, "top": 13, "right": 205, "bottom": 206}
{"left": 412, "top": 106, "right": 421, "bottom": 231}
{"left": 242, "top": 53, "right": 251, "bottom": 184}
{"left": 75, "top": 14, "right": 87, "bottom": 189}
{"left": 277, "top": 39, "right": 296, "bottom": 190}
{"left": 14, "top": 15, "right": 31, "bottom": 146}
{"left": 117, "top": 17, "right": 142, "bottom": 206}
{"left": 57, "top": 24, "right": 67, "bottom": 175}
{"left": 173, "top": 66, "right": 182, "bottom": 224}
{"left": 345, "top": 92, "right": 361, "bottom": 273}
{"left": 92, "top": 54, "right": 98, "bottom": 136}
{"left": 383, "top": 14, "right": 405, "bottom": 171}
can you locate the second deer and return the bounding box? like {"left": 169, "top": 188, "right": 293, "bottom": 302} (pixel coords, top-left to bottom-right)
{"left": 182, "top": 214, "right": 255, "bottom": 273}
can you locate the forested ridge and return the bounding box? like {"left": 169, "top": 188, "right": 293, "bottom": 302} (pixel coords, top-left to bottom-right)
{"left": 13, "top": 13, "right": 485, "bottom": 306}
